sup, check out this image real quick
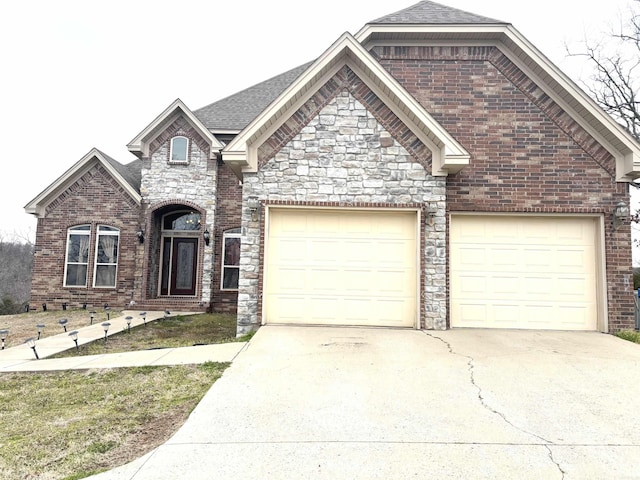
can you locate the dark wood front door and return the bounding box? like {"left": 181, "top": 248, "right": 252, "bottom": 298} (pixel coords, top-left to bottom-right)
{"left": 160, "top": 237, "right": 198, "bottom": 296}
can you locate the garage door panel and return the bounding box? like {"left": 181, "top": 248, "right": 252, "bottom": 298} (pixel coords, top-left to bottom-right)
{"left": 265, "top": 209, "right": 417, "bottom": 327}
{"left": 451, "top": 216, "right": 599, "bottom": 331}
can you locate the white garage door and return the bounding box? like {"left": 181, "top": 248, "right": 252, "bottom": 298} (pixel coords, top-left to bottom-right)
{"left": 264, "top": 208, "right": 417, "bottom": 327}
{"left": 450, "top": 215, "right": 599, "bottom": 330}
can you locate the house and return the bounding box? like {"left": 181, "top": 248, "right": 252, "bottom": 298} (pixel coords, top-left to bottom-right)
{"left": 25, "top": 1, "right": 640, "bottom": 335}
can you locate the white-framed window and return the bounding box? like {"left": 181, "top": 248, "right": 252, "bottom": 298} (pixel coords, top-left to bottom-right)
{"left": 221, "top": 228, "right": 241, "bottom": 290}
{"left": 93, "top": 226, "right": 119, "bottom": 288}
{"left": 170, "top": 136, "right": 189, "bottom": 163}
{"left": 64, "top": 225, "right": 91, "bottom": 287}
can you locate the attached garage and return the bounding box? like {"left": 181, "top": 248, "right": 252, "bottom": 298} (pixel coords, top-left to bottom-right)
{"left": 450, "top": 215, "right": 602, "bottom": 331}
{"left": 263, "top": 208, "right": 419, "bottom": 327}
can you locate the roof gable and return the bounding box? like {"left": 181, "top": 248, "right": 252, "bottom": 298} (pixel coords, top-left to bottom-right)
{"left": 25, "top": 148, "right": 142, "bottom": 217}
{"left": 222, "top": 32, "right": 470, "bottom": 178}
{"left": 370, "top": 0, "right": 504, "bottom": 25}
{"left": 127, "top": 99, "right": 224, "bottom": 158}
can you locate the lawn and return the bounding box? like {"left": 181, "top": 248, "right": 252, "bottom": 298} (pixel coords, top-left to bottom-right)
{"left": 0, "top": 311, "right": 240, "bottom": 480}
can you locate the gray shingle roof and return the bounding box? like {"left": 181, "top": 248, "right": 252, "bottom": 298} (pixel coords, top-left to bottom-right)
{"left": 194, "top": 63, "right": 312, "bottom": 131}
{"left": 369, "top": 0, "right": 504, "bottom": 25}
{"left": 98, "top": 149, "right": 142, "bottom": 192}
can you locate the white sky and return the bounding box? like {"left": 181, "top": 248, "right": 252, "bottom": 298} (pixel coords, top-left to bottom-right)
{"left": 0, "top": 0, "right": 634, "bottom": 243}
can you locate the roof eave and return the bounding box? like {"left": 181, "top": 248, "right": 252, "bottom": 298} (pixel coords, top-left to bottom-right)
{"left": 127, "top": 99, "right": 224, "bottom": 159}
{"left": 223, "top": 32, "right": 470, "bottom": 177}
{"left": 357, "top": 23, "right": 640, "bottom": 181}
{"left": 25, "top": 149, "right": 142, "bottom": 218}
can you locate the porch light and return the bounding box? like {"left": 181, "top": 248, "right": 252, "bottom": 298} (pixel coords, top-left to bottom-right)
{"left": 58, "top": 318, "right": 68, "bottom": 332}
{"left": 125, "top": 316, "right": 133, "bottom": 333}
{"left": 101, "top": 322, "right": 110, "bottom": 343}
{"left": 203, "top": 229, "right": 211, "bottom": 246}
{"left": 613, "top": 201, "right": 630, "bottom": 230}
{"left": 0, "top": 329, "right": 8, "bottom": 350}
{"left": 136, "top": 228, "right": 145, "bottom": 244}
{"left": 425, "top": 202, "right": 438, "bottom": 227}
{"left": 25, "top": 338, "right": 39, "bottom": 359}
{"left": 37, "top": 324, "right": 45, "bottom": 340}
{"left": 247, "top": 196, "right": 260, "bottom": 222}
{"left": 69, "top": 330, "right": 79, "bottom": 352}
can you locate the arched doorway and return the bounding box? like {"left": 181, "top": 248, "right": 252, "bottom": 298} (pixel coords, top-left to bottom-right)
{"left": 159, "top": 210, "right": 201, "bottom": 296}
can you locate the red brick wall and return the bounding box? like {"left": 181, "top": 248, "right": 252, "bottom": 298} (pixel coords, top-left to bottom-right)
{"left": 30, "top": 163, "right": 140, "bottom": 311}
{"left": 374, "top": 45, "right": 634, "bottom": 331}
{"left": 212, "top": 160, "right": 242, "bottom": 312}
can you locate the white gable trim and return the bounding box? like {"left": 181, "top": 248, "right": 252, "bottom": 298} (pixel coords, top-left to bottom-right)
{"left": 127, "top": 98, "right": 224, "bottom": 159}
{"left": 356, "top": 24, "right": 640, "bottom": 181}
{"left": 223, "top": 32, "right": 470, "bottom": 177}
{"left": 25, "top": 148, "right": 141, "bottom": 217}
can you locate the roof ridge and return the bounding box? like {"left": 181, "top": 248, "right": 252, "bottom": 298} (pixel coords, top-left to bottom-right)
{"left": 369, "top": 0, "right": 505, "bottom": 25}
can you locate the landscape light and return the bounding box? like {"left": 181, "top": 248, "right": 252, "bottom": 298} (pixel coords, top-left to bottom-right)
{"left": 25, "top": 338, "right": 39, "bottom": 359}
{"left": 140, "top": 311, "right": 147, "bottom": 326}
{"left": 0, "top": 329, "right": 8, "bottom": 350}
{"left": 58, "top": 318, "right": 68, "bottom": 332}
{"left": 125, "top": 316, "right": 132, "bottom": 333}
{"left": 90, "top": 311, "right": 96, "bottom": 325}
{"left": 37, "top": 324, "right": 45, "bottom": 340}
{"left": 102, "top": 322, "right": 110, "bottom": 343}
{"left": 69, "top": 330, "right": 79, "bottom": 352}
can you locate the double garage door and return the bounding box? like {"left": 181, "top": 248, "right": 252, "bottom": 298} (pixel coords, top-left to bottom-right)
{"left": 263, "top": 209, "right": 601, "bottom": 331}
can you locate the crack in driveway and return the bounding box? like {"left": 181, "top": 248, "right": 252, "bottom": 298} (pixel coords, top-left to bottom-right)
{"left": 424, "top": 331, "right": 566, "bottom": 479}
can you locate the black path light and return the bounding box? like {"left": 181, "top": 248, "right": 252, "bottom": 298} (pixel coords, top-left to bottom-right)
{"left": 90, "top": 311, "right": 96, "bottom": 325}
{"left": 105, "top": 306, "right": 111, "bottom": 321}
{"left": 140, "top": 311, "right": 147, "bottom": 326}
{"left": 25, "top": 338, "right": 39, "bottom": 359}
{"left": 0, "top": 329, "right": 8, "bottom": 350}
{"left": 68, "top": 330, "right": 79, "bottom": 352}
{"left": 164, "top": 309, "right": 171, "bottom": 320}
{"left": 125, "top": 316, "right": 133, "bottom": 333}
{"left": 58, "top": 318, "right": 68, "bottom": 332}
{"left": 101, "top": 322, "right": 110, "bottom": 344}
{"left": 36, "top": 324, "right": 45, "bottom": 340}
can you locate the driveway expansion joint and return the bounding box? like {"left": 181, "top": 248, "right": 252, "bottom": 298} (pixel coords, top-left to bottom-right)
{"left": 423, "top": 331, "right": 566, "bottom": 479}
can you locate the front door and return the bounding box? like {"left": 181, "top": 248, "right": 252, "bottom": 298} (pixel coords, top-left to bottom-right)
{"left": 160, "top": 237, "right": 198, "bottom": 296}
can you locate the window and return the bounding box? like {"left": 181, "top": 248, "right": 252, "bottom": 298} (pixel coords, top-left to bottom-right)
{"left": 170, "top": 136, "right": 189, "bottom": 162}
{"left": 221, "top": 228, "right": 241, "bottom": 290}
{"left": 64, "top": 225, "right": 91, "bottom": 287}
{"left": 163, "top": 211, "right": 201, "bottom": 231}
{"left": 94, "top": 226, "right": 119, "bottom": 287}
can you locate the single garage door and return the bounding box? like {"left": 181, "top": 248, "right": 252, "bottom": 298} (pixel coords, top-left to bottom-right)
{"left": 450, "top": 215, "right": 599, "bottom": 330}
{"left": 264, "top": 208, "right": 418, "bottom": 327}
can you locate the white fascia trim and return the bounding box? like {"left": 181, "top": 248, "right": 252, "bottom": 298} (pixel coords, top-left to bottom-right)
{"left": 224, "top": 32, "right": 469, "bottom": 175}
{"left": 357, "top": 24, "right": 640, "bottom": 180}
{"left": 24, "top": 148, "right": 141, "bottom": 217}
{"left": 499, "top": 26, "right": 640, "bottom": 180}
{"left": 127, "top": 99, "right": 223, "bottom": 159}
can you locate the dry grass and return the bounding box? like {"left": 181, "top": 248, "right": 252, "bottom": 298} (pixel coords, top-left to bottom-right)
{"left": 0, "top": 310, "right": 241, "bottom": 480}
{"left": 0, "top": 363, "right": 227, "bottom": 480}
{"left": 0, "top": 310, "right": 99, "bottom": 349}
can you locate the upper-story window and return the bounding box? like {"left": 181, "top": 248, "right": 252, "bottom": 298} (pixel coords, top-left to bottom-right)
{"left": 94, "top": 226, "right": 119, "bottom": 288}
{"left": 170, "top": 136, "right": 189, "bottom": 163}
{"left": 64, "top": 225, "right": 91, "bottom": 287}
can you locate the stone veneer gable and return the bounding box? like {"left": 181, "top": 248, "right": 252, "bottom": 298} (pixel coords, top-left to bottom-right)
{"left": 237, "top": 88, "right": 446, "bottom": 334}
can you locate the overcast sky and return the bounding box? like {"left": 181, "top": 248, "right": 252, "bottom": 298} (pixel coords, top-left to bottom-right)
{"left": 0, "top": 0, "right": 634, "bottom": 243}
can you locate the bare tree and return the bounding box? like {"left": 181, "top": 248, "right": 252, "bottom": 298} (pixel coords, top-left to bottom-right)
{"left": 568, "top": 0, "right": 640, "bottom": 140}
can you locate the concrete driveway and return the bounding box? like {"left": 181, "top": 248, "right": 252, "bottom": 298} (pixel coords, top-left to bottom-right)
{"left": 91, "top": 326, "right": 640, "bottom": 480}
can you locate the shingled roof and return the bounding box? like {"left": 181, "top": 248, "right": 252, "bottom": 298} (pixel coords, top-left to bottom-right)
{"left": 194, "top": 63, "right": 312, "bottom": 131}
{"left": 369, "top": 0, "right": 504, "bottom": 25}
